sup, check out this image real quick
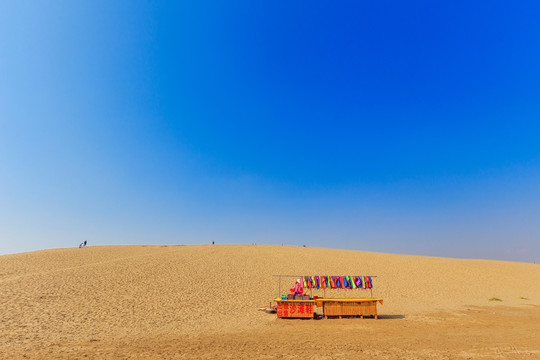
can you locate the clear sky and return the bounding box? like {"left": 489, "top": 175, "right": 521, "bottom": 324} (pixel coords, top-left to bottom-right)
{"left": 1, "top": 1, "right": 539, "bottom": 261}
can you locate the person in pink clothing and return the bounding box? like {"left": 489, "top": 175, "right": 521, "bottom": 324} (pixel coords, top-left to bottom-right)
{"left": 290, "top": 279, "right": 304, "bottom": 296}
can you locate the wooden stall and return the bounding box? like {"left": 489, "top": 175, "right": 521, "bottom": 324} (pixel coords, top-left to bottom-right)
{"left": 316, "top": 298, "right": 383, "bottom": 319}
{"left": 275, "top": 299, "right": 315, "bottom": 319}
{"left": 273, "top": 275, "right": 383, "bottom": 320}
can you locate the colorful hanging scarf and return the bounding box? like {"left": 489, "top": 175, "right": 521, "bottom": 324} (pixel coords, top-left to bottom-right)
{"left": 299, "top": 274, "right": 373, "bottom": 290}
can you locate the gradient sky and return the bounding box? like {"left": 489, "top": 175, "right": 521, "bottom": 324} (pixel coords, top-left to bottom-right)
{"left": 1, "top": 1, "right": 539, "bottom": 261}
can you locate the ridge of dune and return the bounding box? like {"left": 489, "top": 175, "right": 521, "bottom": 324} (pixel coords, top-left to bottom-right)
{"left": 1, "top": 245, "right": 539, "bottom": 356}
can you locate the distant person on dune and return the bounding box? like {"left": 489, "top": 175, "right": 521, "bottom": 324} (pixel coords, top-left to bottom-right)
{"left": 84, "top": 240, "right": 87, "bottom": 247}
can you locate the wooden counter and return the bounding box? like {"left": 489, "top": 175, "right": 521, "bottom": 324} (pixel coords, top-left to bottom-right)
{"left": 274, "top": 298, "right": 383, "bottom": 319}
{"left": 275, "top": 299, "right": 316, "bottom": 319}
{"left": 316, "top": 298, "right": 383, "bottom": 319}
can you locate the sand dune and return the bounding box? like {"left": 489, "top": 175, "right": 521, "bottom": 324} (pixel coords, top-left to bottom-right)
{"left": 1, "top": 245, "right": 538, "bottom": 359}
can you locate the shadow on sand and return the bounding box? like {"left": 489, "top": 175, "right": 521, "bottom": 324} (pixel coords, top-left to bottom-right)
{"left": 376, "top": 314, "right": 405, "bottom": 319}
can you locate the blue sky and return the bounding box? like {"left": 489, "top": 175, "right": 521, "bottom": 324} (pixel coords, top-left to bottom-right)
{"left": 1, "top": 1, "right": 539, "bottom": 261}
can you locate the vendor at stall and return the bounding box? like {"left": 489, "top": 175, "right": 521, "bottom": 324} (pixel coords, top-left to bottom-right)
{"left": 289, "top": 278, "right": 304, "bottom": 296}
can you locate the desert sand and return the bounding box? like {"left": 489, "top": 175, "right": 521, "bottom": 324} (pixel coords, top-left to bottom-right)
{"left": 0, "top": 245, "right": 538, "bottom": 359}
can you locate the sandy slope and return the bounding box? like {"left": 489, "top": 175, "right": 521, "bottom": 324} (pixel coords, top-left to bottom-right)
{"left": 0, "top": 245, "right": 538, "bottom": 359}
